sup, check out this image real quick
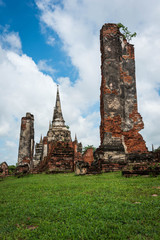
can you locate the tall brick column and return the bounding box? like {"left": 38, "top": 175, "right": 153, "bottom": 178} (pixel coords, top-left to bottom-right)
{"left": 100, "top": 23, "right": 148, "bottom": 153}
{"left": 17, "top": 112, "right": 34, "bottom": 165}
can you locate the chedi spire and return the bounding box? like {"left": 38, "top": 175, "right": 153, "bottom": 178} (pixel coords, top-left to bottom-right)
{"left": 47, "top": 85, "right": 72, "bottom": 142}
{"left": 52, "top": 85, "right": 65, "bottom": 127}
{"left": 40, "top": 135, "right": 43, "bottom": 144}
{"left": 75, "top": 134, "right": 78, "bottom": 142}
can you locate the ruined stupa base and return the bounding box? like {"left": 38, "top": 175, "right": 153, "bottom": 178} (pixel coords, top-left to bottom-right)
{"left": 37, "top": 141, "right": 75, "bottom": 173}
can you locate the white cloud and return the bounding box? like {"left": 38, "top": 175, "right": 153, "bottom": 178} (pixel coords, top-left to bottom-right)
{"left": 0, "top": 122, "right": 10, "bottom": 136}
{"left": 46, "top": 36, "right": 55, "bottom": 46}
{"left": 0, "top": 43, "right": 57, "bottom": 165}
{"left": 0, "top": 28, "right": 22, "bottom": 53}
{"left": 36, "top": 0, "right": 101, "bottom": 111}
{"left": 38, "top": 59, "right": 55, "bottom": 74}
{"left": 134, "top": 26, "right": 160, "bottom": 149}
{"left": 35, "top": 0, "right": 160, "bottom": 150}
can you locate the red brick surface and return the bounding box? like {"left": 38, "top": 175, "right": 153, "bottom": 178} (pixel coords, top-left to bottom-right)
{"left": 83, "top": 148, "right": 94, "bottom": 166}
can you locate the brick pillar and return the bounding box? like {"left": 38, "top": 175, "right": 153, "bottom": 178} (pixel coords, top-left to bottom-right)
{"left": 17, "top": 112, "right": 34, "bottom": 165}
{"left": 100, "top": 23, "right": 148, "bottom": 153}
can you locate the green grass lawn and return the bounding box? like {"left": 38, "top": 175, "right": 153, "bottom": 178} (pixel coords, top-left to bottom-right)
{"left": 0, "top": 172, "right": 160, "bottom": 240}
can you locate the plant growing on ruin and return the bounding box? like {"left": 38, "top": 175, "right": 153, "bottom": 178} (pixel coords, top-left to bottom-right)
{"left": 83, "top": 145, "right": 96, "bottom": 153}
{"left": 117, "top": 23, "right": 137, "bottom": 42}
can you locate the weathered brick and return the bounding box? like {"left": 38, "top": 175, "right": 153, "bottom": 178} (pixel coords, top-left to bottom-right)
{"left": 100, "top": 23, "right": 148, "bottom": 154}
{"left": 17, "top": 113, "right": 34, "bottom": 166}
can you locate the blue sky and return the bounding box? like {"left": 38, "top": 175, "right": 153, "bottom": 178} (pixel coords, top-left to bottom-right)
{"left": 0, "top": 0, "right": 78, "bottom": 81}
{"left": 0, "top": 0, "right": 160, "bottom": 165}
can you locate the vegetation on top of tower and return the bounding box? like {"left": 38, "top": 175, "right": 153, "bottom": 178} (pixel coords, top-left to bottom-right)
{"left": 83, "top": 145, "right": 96, "bottom": 153}
{"left": 117, "top": 23, "right": 137, "bottom": 42}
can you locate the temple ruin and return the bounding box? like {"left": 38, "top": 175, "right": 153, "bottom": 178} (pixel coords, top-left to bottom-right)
{"left": 16, "top": 23, "right": 160, "bottom": 176}
{"left": 17, "top": 86, "right": 83, "bottom": 173}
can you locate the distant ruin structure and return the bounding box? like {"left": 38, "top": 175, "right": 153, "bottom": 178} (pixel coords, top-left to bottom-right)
{"left": 16, "top": 86, "right": 82, "bottom": 173}
{"left": 33, "top": 86, "right": 83, "bottom": 173}
{"left": 17, "top": 87, "right": 83, "bottom": 173}
{"left": 0, "top": 162, "right": 9, "bottom": 176}
{"left": 17, "top": 113, "right": 34, "bottom": 167}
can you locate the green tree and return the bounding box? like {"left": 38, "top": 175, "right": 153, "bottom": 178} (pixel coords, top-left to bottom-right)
{"left": 8, "top": 165, "right": 16, "bottom": 175}
{"left": 154, "top": 146, "right": 160, "bottom": 152}
{"left": 83, "top": 145, "right": 96, "bottom": 153}
{"left": 117, "top": 23, "right": 137, "bottom": 42}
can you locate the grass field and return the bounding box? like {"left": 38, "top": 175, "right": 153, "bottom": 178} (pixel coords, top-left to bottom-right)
{"left": 0, "top": 172, "right": 160, "bottom": 240}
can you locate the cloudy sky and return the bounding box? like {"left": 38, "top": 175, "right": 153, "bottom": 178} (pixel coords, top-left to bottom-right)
{"left": 0, "top": 0, "right": 160, "bottom": 165}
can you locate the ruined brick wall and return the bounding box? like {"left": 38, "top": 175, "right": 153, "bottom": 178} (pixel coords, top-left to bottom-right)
{"left": 38, "top": 141, "right": 75, "bottom": 173}
{"left": 83, "top": 148, "right": 94, "bottom": 166}
{"left": 17, "top": 113, "right": 34, "bottom": 165}
{"left": 100, "top": 23, "right": 148, "bottom": 153}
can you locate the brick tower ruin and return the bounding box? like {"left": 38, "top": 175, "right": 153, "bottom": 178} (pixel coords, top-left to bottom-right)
{"left": 100, "top": 23, "right": 148, "bottom": 153}
{"left": 94, "top": 23, "right": 148, "bottom": 172}
{"left": 17, "top": 113, "right": 34, "bottom": 167}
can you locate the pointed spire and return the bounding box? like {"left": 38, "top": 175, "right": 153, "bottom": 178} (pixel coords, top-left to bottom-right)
{"left": 40, "top": 135, "right": 43, "bottom": 144}
{"left": 52, "top": 85, "right": 65, "bottom": 127}
{"left": 49, "top": 121, "right": 52, "bottom": 130}
{"left": 75, "top": 134, "right": 78, "bottom": 142}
